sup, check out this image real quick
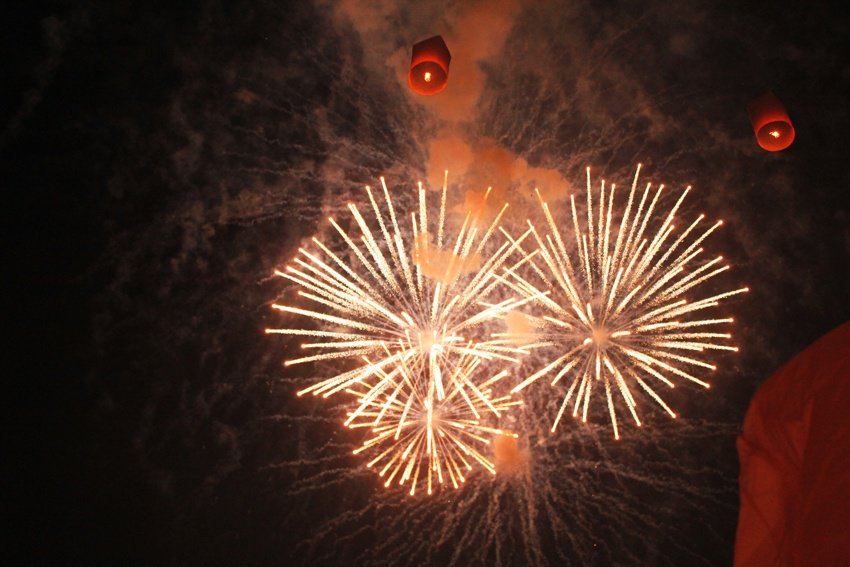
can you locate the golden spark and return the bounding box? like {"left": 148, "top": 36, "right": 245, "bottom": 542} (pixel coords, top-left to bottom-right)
{"left": 267, "top": 173, "right": 533, "bottom": 419}
{"left": 346, "top": 343, "right": 520, "bottom": 495}
{"left": 501, "top": 165, "right": 747, "bottom": 438}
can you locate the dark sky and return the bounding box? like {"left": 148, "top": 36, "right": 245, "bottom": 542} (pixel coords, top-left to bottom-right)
{"left": 6, "top": 1, "right": 850, "bottom": 565}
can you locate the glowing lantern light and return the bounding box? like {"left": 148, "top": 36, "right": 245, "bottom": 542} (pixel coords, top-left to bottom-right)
{"left": 408, "top": 35, "right": 451, "bottom": 95}
{"left": 747, "top": 91, "right": 795, "bottom": 151}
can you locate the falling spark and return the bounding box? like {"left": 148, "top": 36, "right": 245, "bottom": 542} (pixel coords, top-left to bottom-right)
{"left": 346, "top": 343, "right": 520, "bottom": 495}
{"left": 502, "top": 165, "right": 747, "bottom": 438}
{"left": 267, "top": 174, "right": 533, "bottom": 433}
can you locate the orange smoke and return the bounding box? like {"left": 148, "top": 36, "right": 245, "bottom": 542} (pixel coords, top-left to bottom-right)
{"left": 412, "top": 233, "right": 482, "bottom": 284}
{"left": 418, "top": 0, "right": 522, "bottom": 122}
{"left": 333, "top": 0, "right": 571, "bottom": 222}
{"left": 503, "top": 310, "right": 537, "bottom": 340}
{"left": 493, "top": 434, "right": 529, "bottom": 474}
{"left": 427, "top": 132, "right": 571, "bottom": 222}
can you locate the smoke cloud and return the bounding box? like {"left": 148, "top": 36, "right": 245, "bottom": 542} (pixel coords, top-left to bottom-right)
{"left": 412, "top": 232, "right": 482, "bottom": 284}
{"left": 503, "top": 309, "right": 538, "bottom": 340}
{"left": 330, "top": 0, "right": 571, "bottom": 227}
{"left": 493, "top": 434, "right": 529, "bottom": 474}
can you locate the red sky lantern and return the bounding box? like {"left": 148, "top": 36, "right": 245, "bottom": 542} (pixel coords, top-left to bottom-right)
{"left": 735, "top": 320, "right": 850, "bottom": 565}
{"left": 408, "top": 35, "right": 451, "bottom": 96}
{"left": 747, "top": 91, "right": 796, "bottom": 151}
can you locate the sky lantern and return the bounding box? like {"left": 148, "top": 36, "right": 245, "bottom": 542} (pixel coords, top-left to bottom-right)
{"left": 408, "top": 35, "right": 451, "bottom": 96}
{"left": 735, "top": 320, "right": 850, "bottom": 566}
{"left": 747, "top": 91, "right": 796, "bottom": 151}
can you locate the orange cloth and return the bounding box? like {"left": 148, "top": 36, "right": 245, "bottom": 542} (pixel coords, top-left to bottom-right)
{"left": 735, "top": 321, "right": 850, "bottom": 566}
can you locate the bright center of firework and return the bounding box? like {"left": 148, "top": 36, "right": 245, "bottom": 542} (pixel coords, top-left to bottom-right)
{"left": 589, "top": 326, "right": 610, "bottom": 349}
{"left": 505, "top": 164, "right": 746, "bottom": 439}
{"left": 417, "top": 328, "right": 444, "bottom": 354}
{"left": 424, "top": 71, "right": 432, "bottom": 82}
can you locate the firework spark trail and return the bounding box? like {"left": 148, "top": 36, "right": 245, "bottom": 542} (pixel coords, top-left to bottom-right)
{"left": 267, "top": 174, "right": 541, "bottom": 490}
{"left": 267, "top": 175, "right": 536, "bottom": 394}
{"left": 284, "top": 388, "right": 740, "bottom": 566}
{"left": 501, "top": 164, "right": 747, "bottom": 438}
{"left": 345, "top": 342, "right": 521, "bottom": 495}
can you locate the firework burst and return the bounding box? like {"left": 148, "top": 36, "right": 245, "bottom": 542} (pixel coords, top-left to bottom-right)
{"left": 346, "top": 343, "right": 520, "bottom": 495}
{"left": 501, "top": 165, "right": 747, "bottom": 438}
{"left": 267, "top": 175, "right": 533, "bottom": 457}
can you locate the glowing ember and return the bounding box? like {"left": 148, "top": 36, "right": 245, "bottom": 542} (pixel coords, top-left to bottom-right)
{"left": 500, "top": 165, "right": 747, "bottom": 438}
{"left": 423, "top": 71, "right": 432, "bottom": 82}
{"left": 769, "top": 130, "right": 780, "bottom": 138}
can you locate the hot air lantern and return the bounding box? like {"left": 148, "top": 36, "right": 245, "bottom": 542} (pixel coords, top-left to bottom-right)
{"left": 408, "top": 35, "right": 451, "bottom": 96}
{"left": 747, "top": 91, "right": 795, "bottom": 151}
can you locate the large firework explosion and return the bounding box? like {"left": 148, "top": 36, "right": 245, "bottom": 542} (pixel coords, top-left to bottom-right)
{"left": 267, "top": 166, "right": 747, "bottom": 563}
{"left": 502, "top": 165, "right": 747, "bottom": 438}
{"left": 346, "top": 343, "right": 520, "bottom": 495}
{"left": 267, "top": 175, "right": 535, "bottom": 403}
{"left": 268, "top": 175, "right": 540, "bottom": 491}
{"left": 270, "top": 164, "right": 746, "bottom": 496}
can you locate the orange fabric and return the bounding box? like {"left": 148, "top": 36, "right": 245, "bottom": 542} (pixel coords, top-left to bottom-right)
{"left": 735, "top": 321, "right": 850, "bottom": 566}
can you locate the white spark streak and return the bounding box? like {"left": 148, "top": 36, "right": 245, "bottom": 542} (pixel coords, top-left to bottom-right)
{"left": 506, "top": 165, "right": 746, "bottom": 437}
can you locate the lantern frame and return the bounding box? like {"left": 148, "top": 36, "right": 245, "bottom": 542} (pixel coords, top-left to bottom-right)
{"left": 408, "top": 35, "right": 451, "bottom": 96}
{"left": 747, "top": 91, "right": 795, "bottom": 152}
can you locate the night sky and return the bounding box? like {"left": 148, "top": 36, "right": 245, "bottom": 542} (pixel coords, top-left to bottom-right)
{"left": 6, "top": 1, "right": 850, "bottom": 565}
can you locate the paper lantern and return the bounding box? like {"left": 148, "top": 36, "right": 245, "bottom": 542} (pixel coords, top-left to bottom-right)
{"left": 408, "top": 35, "right": 451, "bottom": 96}
{"left": 735, "top": 320, "right": 850, "bottom": 565}
{"left": 747, "top": 91, "right": 795, "bottom": 151}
